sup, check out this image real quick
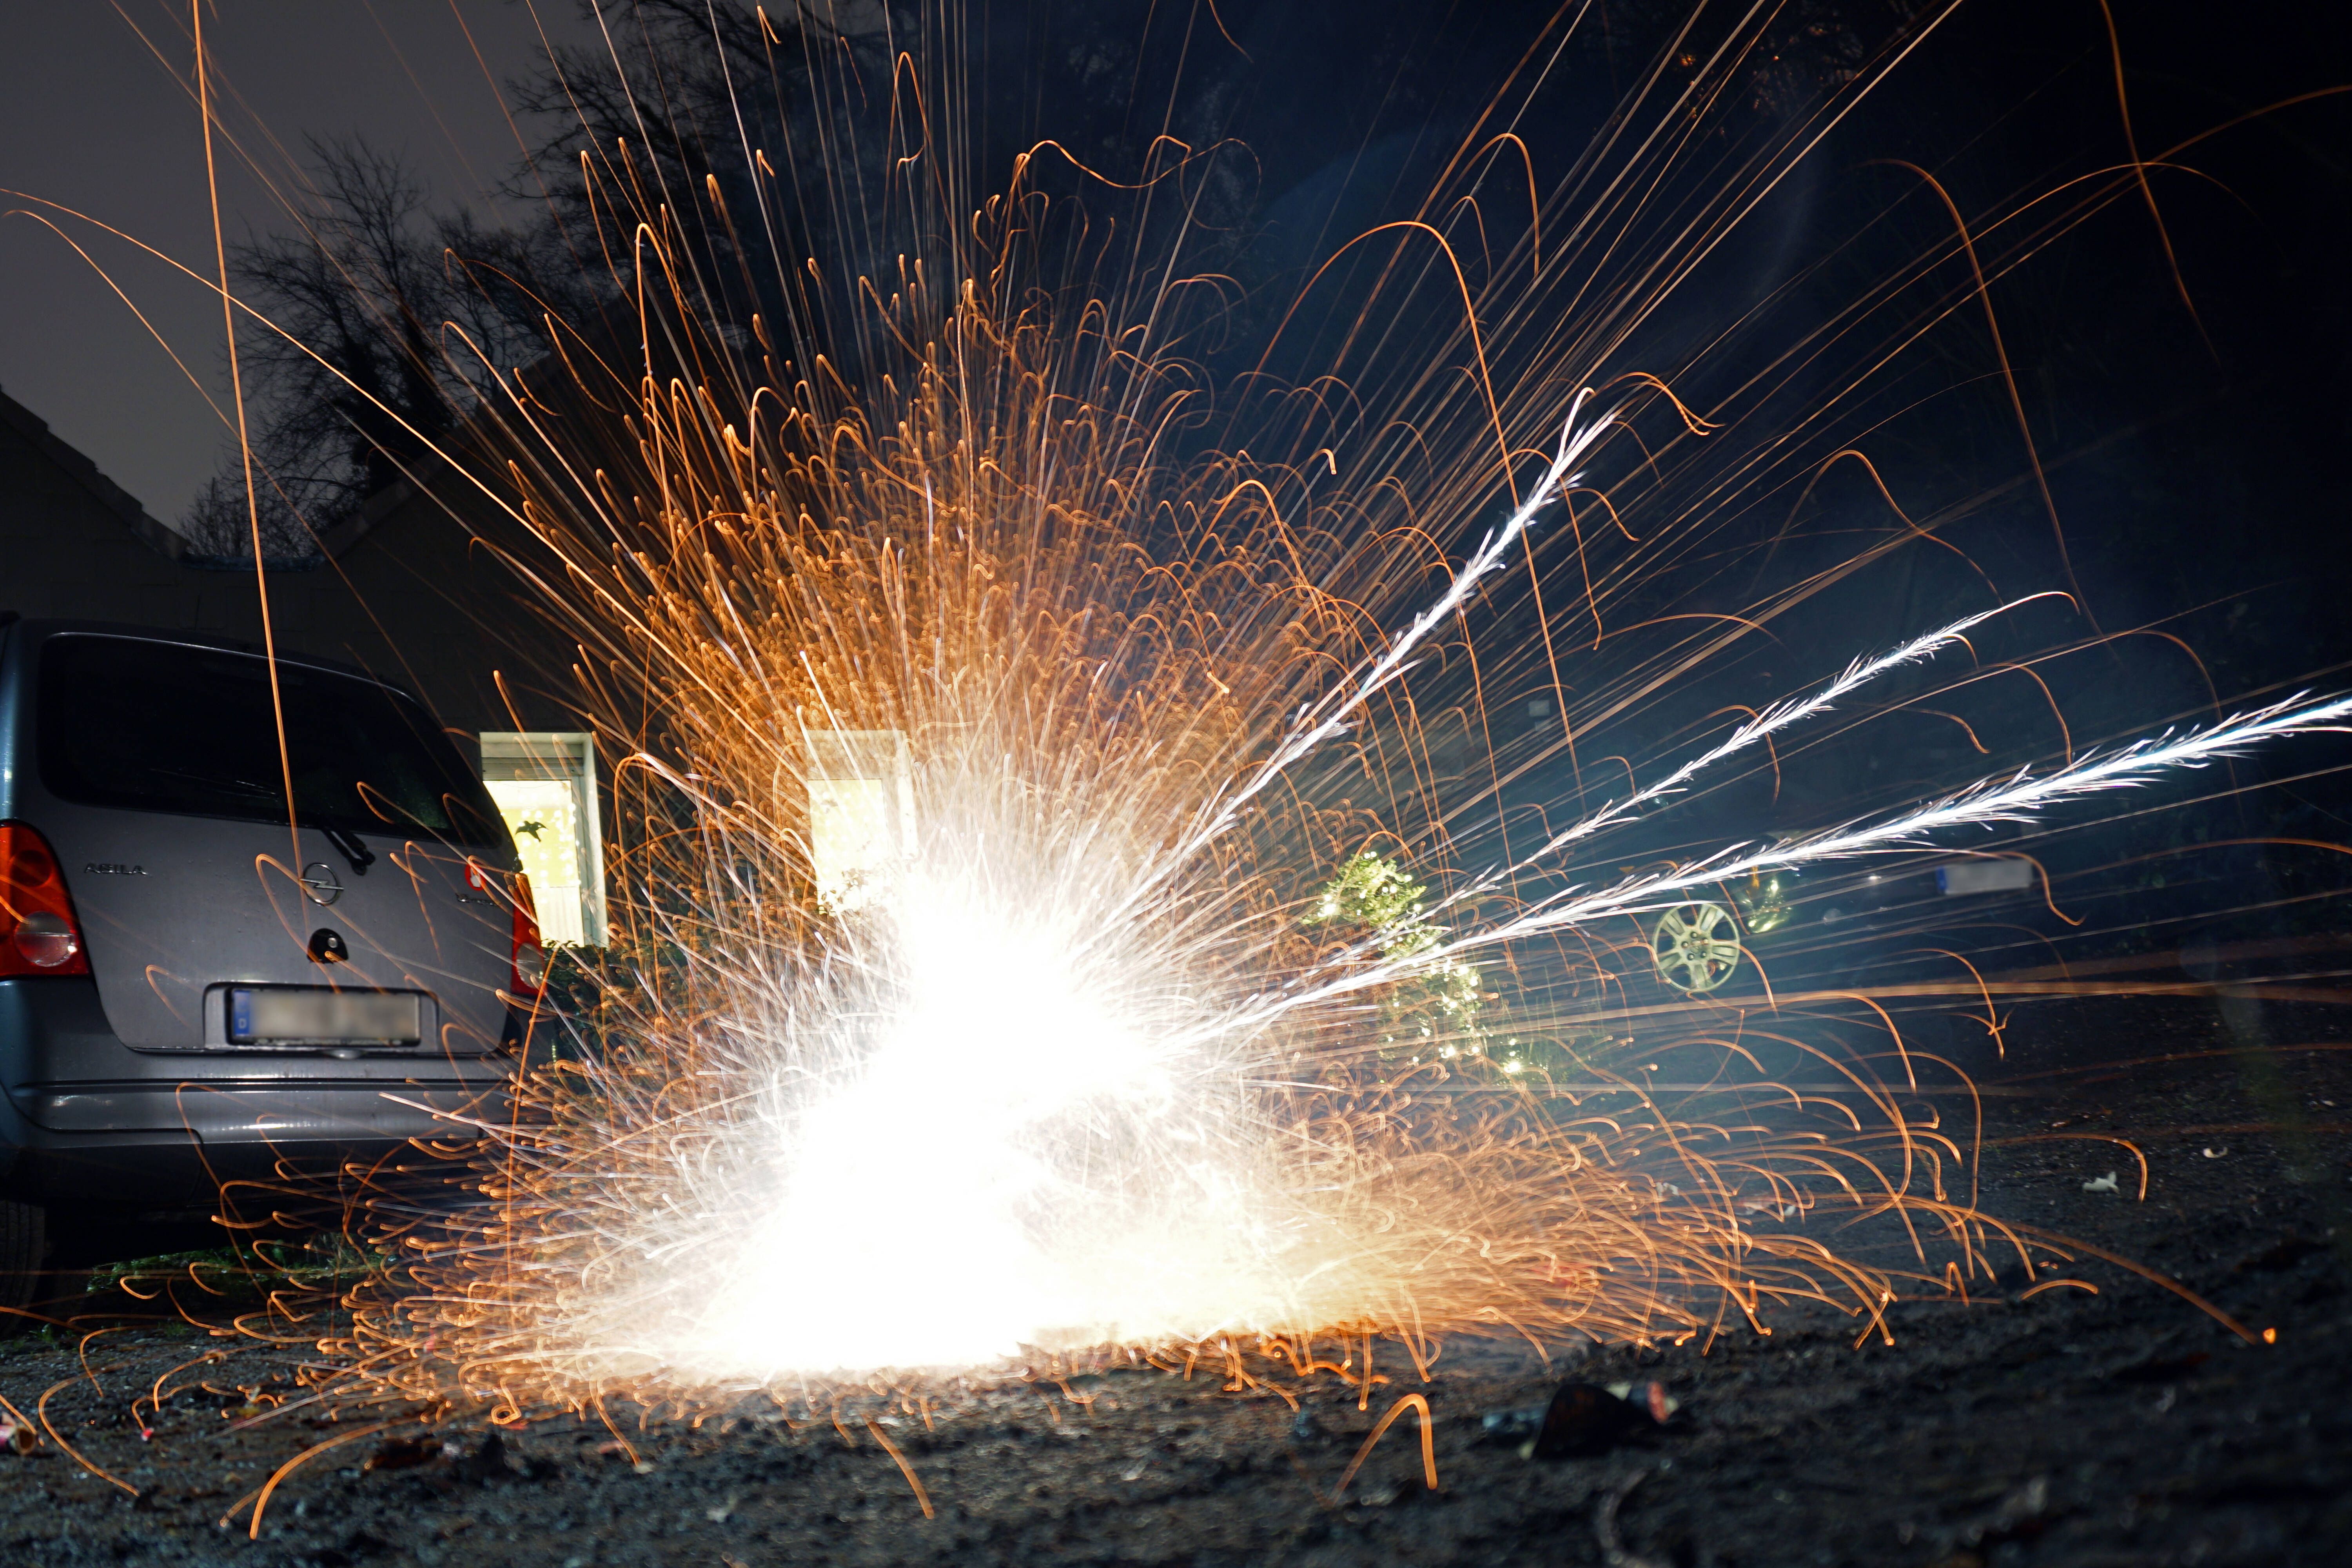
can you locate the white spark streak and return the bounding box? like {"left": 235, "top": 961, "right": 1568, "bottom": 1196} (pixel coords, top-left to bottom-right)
{"left": 1147, "top": 393, "right": 1619, "bottom": 896}
{"left": 1282, "top": 687, "right": 2352, "bottom": 1013}
{"left": 1521, "top": 592, "right": 2072, "bottom": 858}
{"left": 1419, "top": 591, "right": 2072, "bottom": 926}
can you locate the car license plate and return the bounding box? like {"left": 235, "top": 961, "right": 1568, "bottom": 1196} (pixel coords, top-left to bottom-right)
{"left": 227, "top": 987, "right": 424, "bottom": 1045}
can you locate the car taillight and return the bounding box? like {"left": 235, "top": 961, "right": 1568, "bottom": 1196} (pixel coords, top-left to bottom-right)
{"left": 0, "top": 823, "right": 90, "bottom": 978}
{"left": 510, "top": 870, "right": 548, "bottom": 1000}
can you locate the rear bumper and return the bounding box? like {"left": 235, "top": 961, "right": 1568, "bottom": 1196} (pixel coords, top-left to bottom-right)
{"left": 0, "top": 976, "right": 518, "bottom": 1211}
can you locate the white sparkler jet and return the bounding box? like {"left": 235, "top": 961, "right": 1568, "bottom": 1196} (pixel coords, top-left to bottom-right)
{"left": 1289, "top": 687, "right": 2352, "bottom": 1014}
{"left": 608, "top": 776, "right": 1379, "bottom": 1379}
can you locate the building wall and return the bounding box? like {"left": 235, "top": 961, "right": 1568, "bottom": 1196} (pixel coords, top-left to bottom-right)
{"left": 1, "top": 386, "right": 577, "bottom": 749}
{"left": 0, "top": 389, "right": 201, "bottom": 623}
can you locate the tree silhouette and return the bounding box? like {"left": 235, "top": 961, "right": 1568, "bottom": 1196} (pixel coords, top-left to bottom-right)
{"left": 182, "top": 141, "right": 572, "bottom": 560}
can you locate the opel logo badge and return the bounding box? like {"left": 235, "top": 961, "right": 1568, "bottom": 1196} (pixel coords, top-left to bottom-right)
{"left": 300, "top": 861, "right": 343, "bottom": 906}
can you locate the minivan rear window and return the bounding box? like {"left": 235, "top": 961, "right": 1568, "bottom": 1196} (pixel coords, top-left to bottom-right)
{"left": 39, "top": 635, "right": 505, "bottom": 844}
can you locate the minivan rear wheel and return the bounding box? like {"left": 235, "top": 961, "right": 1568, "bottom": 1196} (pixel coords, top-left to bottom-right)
{"left": 0, "top": 1199, "right": 48, "bottom": 1336}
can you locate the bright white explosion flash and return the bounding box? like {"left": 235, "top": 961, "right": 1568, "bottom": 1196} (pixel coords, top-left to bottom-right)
{"left": 551, "top": 402, "right": 2349, "bottom": 1382}
{"left": 588, "top": 853, "right": 1381, "bottom": 1378}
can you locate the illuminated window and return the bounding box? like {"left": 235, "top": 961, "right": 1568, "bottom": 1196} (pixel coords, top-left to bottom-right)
{"left": 480, "top": 732, "right": 606, "bottom": 946}
{"left": 805, "top": 728, "right": 913, "bottom": 910}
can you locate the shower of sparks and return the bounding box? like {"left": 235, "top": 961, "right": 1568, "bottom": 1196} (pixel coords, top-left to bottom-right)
{"left": 218, "top": 4, "right": 2324, "bottom": 1419}
{"left": 339, "top": 339, "right": 2336, "bottom": 1391}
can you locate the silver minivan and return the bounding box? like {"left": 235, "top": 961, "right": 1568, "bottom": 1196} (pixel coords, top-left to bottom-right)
{"left": 0, "top": 617, "right": 542, "bottom": 1321}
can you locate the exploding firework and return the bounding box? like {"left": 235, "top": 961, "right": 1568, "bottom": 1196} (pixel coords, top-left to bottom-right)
{"left": 133, "top": 2, "right": 2326, "bottom": 1434}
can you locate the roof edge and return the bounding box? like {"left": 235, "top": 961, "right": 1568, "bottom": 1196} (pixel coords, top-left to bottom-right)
{"left": 0, "top": 383, "right": 189, "bottom": 562}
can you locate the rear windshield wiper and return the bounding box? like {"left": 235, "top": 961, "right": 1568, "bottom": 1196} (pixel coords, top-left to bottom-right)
{"left": 321, "top": 825, "right": 377, "bottom": 875}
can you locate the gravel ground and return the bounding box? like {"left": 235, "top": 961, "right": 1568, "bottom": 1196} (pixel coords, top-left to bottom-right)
{"left": 4, "top": 996, "right": 2348, "bottom": 1568}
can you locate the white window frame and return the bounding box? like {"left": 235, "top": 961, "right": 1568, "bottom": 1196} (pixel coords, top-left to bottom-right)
{"left": 803, "top": 726, "right": 915, "bottom": 910}
{"left": 480, "top": 731, "right": 608, "bottom": 946}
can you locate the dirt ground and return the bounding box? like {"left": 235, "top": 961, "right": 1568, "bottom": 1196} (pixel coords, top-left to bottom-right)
{"left": 4, "top": 995, "right": 2348, "bottom": 1568}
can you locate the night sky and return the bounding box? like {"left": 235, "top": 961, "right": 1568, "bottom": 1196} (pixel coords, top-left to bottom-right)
{"left": 0, "top": 0, "right": 597, "bottom": 524}
{"left": 3, "top": 0, "right": 2347, "bottom": 711}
